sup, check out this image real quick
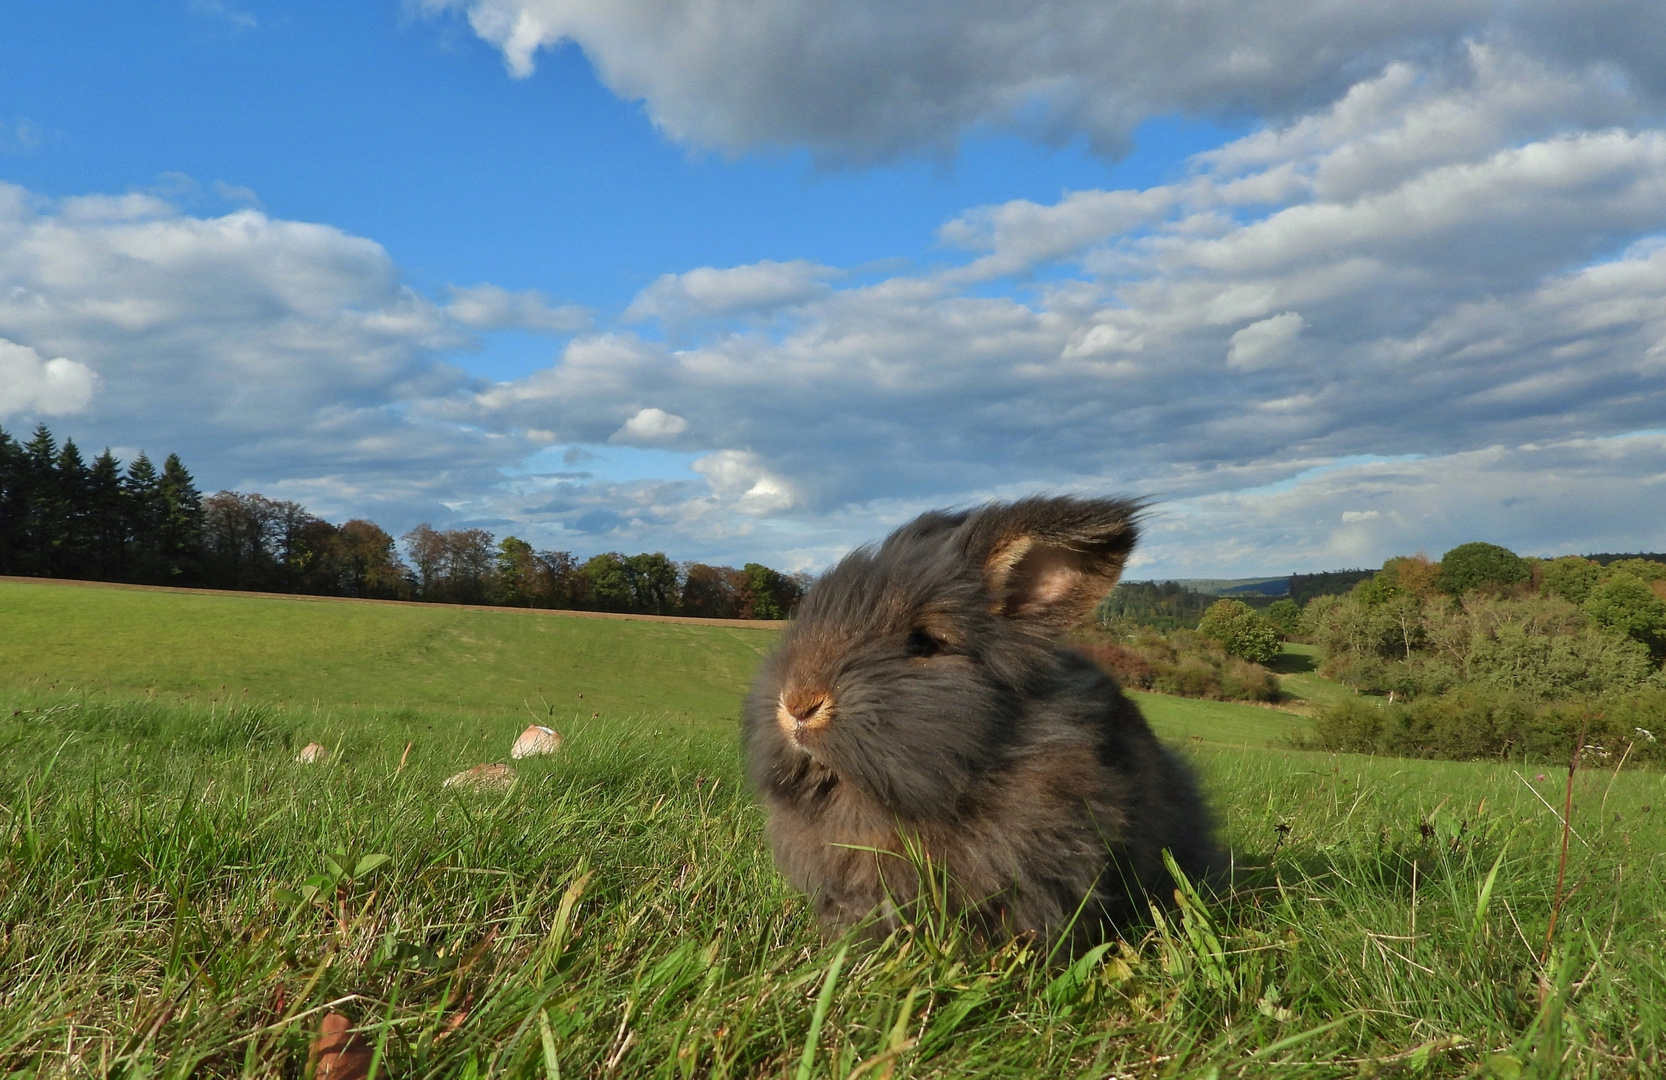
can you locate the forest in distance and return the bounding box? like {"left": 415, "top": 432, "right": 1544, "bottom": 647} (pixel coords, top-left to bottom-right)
{"left": 4, "top": 420, "right": 1662, "bottom": 623}
{"left": 0, "top": 422, "right": 807, "bottom": 618}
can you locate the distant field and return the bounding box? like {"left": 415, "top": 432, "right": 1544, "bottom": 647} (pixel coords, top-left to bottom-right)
{"left": 2, "top": 578, "right": 1662, "bottom": 1075}
{"left": 0, "top": 577, "right": 1307, "bottom": 748}
{"left": 0, "top": 577, "right": 778, "bottom": 728}
{"left": 1130, "top": 690, "right": 1307, "bottom": 746}
{"left": 1267, "top": 642, "right": 1358, "bottom": 711}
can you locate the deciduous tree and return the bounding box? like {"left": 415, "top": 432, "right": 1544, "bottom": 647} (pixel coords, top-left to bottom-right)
{"left": 1197, "top": 598, "right": 1280, "bottom": 664}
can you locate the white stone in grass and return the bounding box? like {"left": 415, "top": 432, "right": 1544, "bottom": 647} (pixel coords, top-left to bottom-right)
{"left": 512, "top": 724, "right": 563, "bottom": 759}
{"left": 443, "top": 763, "right": 517, "bottom": 792}
{"left": 296, "top": 742, "right": 327, "bottom": 764}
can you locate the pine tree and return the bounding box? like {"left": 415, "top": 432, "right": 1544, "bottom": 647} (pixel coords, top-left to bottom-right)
{"left": 87, "top": 449, "right": 130, "bottom": 579}
{"left": 19, "top": 425, "right": 61, "bottom": 576}
{"left": 0, "top": 424, "right": 21, "bottom": 574}
{"left": 123, "top": 452, "right": 167, "bottom": 582}
{"left": 54, "top": 438, "right": 93, "bottom": 577}
{"left": 157, "top": 453, "right": 203, "bottom": 581}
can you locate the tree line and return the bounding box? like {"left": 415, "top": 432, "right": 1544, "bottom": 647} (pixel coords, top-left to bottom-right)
{"left": 0, "top": 423, "right": 807, "bottom": 618}
{"left": 1299, "top": 542, "right": 1666, "bottom": 765}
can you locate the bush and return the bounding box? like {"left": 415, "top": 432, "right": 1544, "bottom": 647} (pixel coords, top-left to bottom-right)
{"left": 1073, "top": 630, "right": 1280, "bottom": 703}
{"left": 1539, "top": 556, "right": 1602, "bottom": 604}
{"left": 1196, "top": 599, "right": 1280, "bottom": 664}
{"left": 1583, "top": 574, "right": 1666, "bottom": 658}
{"left": 1309, "top": 686, "right": 1666, "bottom": 765}
{"left": 1469, "top": 621, "right": 1658, "bottom": 698}
{"left": 1438, "top": 542, "right": 1530, "bottom": 595}
{"left": 1264, "top": 598, "right": 1302, "bottom": 639}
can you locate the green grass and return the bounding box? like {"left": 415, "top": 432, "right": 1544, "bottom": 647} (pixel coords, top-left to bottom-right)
{"left": 0, "top": 578, "right": 777, "bottom": 726}
{"left": 1131, "top": 691, "right": 1307, "bottom": 747}
{"left": 3, "top": 580, "right": 1664, "bottom": 1076}
{"left": 1269, "top": 643, "right": 1358, "bottom": 711}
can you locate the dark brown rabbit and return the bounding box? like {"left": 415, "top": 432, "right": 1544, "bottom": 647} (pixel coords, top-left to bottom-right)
{"left": 743, "top": 496, "right": 1218, "bottom": 948}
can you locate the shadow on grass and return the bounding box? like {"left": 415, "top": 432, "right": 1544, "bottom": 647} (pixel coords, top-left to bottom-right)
{"left": 1264, "top": 650, "right": 1318, "bottom": 676}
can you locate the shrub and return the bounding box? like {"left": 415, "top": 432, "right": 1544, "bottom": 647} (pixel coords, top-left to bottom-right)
{"left": 1263, "top": 598, "right": 1302, "bottom": 639}
{"left": 1584, "top": 574, "right": 1666, "bottom": 658}
{"left": 1540, "top": 556, "right": 1602, "bottom": 604}
{"left": 1469, "top": 621, "right": 1657, "bottom": 698}
{"left": 1309, "top": 686, "right": 1666, "bottom": 765}
{"left": 1438, "top": 541, "right": 1529, "bottom": 595}
{"left": 1378, "top": 553, "right": 1442, "bottom": 599}
{"left": 1196, "top": 599, "right": 1280, "bottom": 664}
{"left": 1072, "top": 630, "right": 1280, "bottom": 703}
{"left": 1082, "top": 641, "right": 1158, "bottom": 689}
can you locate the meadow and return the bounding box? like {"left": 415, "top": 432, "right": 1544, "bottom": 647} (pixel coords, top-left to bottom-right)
{"left": 1, "top": 578, "right": 1662, "bottom": 1077}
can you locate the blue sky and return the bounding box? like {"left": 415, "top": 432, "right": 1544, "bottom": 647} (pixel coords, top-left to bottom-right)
{"left": 3, "top": 3, "right": 1223, "bottom": 313}
{"left": 3, "top": 0, "right": 1665, "bottom": 576}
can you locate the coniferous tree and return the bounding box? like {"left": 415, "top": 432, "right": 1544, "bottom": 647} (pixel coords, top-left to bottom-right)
{"left": 0, "top": 421, "right": 803, "bottom": 620}
{"left": 54, "top": 439, "right": 93, "bottom": 576}
{"left": 86, "top": 449, "right": 129, "bottom": 579}
{"left": 123, "top": 452, "right": 167, "bottom": 583}
{"left": 0, "top": 424, "right": 22, "bottom": 573}
{"left": 157, "top": 453, "right": 202, "bottom": 581}
{"left": 19, "top": 425, "right": 61, "bottom": 576}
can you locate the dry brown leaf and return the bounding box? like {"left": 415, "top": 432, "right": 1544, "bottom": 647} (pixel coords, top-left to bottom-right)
{"left": 436, "top": 992, "right": 474, "bottom": 1042}
{"left": 308, "top": 1012, "right": 373, "bottom": 1080}
{"left": 442, "top": 763, "right": 516, "bottom": 792}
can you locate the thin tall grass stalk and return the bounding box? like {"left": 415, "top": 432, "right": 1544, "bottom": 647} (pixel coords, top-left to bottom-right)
{"left": 1541, "top": 721, "right": 1587, "bottom": 970}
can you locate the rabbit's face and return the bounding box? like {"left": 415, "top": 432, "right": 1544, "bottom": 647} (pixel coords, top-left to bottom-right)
{"left": 745, "top": 497, "right": 1141, "bottom": 822}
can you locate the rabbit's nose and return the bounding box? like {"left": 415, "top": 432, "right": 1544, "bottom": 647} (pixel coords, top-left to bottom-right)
{"left": 777, "top": 691, "right": 833, "bottom": 744}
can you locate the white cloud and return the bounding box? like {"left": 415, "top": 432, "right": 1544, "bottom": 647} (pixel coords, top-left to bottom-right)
{"left": 612, "top": 406, "right": 688, "bottom": 442}
{"left": 0, "top": 182, "right": 520, "bottom": 524}
{"left": 12, "top": 29, "right": 1666, "bottom": 572}
{"left": 1144, "top": 433, "right": 1666, "bottom": 575}
{"left": 464, "top": 46, "right": 1666, "bottom": 566}
{"left": 445, "top": 283, "right": 592, "bottom": 334}
{"left": 1227, "top": 312, "right": 1305, "bottom": 370}
{"left": 0, "top": 338, "right": 98, "bottom": 416}
{"left": 623, "top": 259, "right": 834, "bottom": 324}
{"left": 417, "top": 0, "right": 1666, "bottom": 163}
{"left": 939, "top": 188, "right": 1180, "bottom": 282}
{"left": 692, "top": 450, "right": 799, "bottom": 516}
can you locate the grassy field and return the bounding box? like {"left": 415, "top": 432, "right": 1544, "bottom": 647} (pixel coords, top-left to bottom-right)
{"left": 1266, "top": 643, "right": 1357, "bottom": 712}
{"left": 0, "top": 578, "right": 777, "bottom": 726}
{"left": 2, "top": 579, "right": 1663, "bottom": 1077}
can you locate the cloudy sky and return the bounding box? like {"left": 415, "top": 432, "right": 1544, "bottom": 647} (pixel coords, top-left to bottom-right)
{"left": 3, "top": 1, "right": 1664, "bottom": 576}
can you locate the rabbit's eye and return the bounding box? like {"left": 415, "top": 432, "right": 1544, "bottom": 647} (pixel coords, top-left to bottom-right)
{"left": 904, "top": 628, "right": 945, "bottom": 658}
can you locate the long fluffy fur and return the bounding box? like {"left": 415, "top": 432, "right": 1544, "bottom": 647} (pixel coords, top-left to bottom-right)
{"left": 743, "top": 496, "right": 1219, "bottom": 947}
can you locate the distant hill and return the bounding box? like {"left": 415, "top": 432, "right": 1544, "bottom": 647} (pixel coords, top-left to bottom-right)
{"left": 1139, "top": 551, "right": 1665, "bottom": 612}
{"left": 1170, "top": 577, "right": 1290, "bottom": 596}
{"left": 1582, "top": 552, "right": 1666, "bottom": 566}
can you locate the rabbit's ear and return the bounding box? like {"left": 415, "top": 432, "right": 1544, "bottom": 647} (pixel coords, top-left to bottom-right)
{"left": 976, "top": 497, "right": 1141, "bottom": 632}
